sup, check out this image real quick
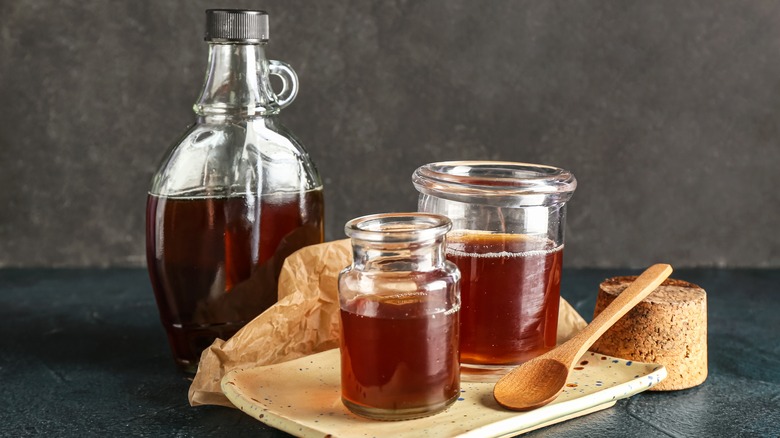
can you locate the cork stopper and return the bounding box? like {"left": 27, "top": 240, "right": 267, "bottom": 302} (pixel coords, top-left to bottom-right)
{"left": 591, "top": 276, "right": 708, "bottom": 391}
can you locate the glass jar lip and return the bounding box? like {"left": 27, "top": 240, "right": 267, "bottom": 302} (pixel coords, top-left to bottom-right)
{"left": 345, "top": 212, "right": 452, "bottom": 243}
{"left": 412, "top": 160, "right": 577, "bottom": 207}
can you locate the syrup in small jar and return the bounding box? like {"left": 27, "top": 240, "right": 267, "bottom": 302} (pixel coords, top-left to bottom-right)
{"left": 338, "top": 213, "right": 461, "bottom": 420}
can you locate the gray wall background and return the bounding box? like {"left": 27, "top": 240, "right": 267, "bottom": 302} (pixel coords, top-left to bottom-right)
{"left": 1, "top": 0, "right": 778, "bottom": 268}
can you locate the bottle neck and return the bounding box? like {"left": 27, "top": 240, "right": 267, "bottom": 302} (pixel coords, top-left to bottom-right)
{"left": 351, "top": 238, "right": 447, "bottom": 272}
{"left": 194, "top": 43, "right": 279, "bottom": 119}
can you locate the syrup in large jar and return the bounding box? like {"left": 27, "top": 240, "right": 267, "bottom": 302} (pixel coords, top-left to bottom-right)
{"left": 446, "top": 232, "right": 562, "bottom": 366}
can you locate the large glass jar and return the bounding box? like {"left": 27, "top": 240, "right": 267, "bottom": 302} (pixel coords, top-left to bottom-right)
{"left": 413, "top": 161, "right": 576, "bottom": 379}
{"left": 338, "top": 213, "right": 461, "bottom": 420}
{"left": 146, "top": 10, "right": 324, "bottom": 373}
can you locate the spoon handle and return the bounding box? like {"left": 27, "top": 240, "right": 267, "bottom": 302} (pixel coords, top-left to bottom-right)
{"left": 556, "top": 264, "right": 673, "bottom": 366}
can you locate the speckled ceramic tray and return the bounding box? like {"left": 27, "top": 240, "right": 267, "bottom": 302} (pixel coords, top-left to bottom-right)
{"left": 222, "top": 349, "right": 666, "bottom": 438}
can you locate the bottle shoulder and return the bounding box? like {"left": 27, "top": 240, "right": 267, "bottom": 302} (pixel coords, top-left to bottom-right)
{"left": 149, "top": 118, "right": 322, "bottom": 197}
{"left": 177, "top": 118, "right": 308, "bottom": 157}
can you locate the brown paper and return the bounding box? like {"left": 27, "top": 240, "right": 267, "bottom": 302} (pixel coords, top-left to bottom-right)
{"left": 188, "top": 239, "right": 587, "bottom": 408}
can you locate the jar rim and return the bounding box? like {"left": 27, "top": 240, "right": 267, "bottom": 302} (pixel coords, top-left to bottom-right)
{"left": 412, "top": 161, "right": 577, "bottom": 207}
{"left": 345, "top": 212, "right": 452, "bottom": 243}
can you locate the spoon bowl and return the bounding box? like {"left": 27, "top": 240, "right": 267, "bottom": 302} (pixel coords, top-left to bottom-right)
{"left": 494, "top": 358, "right": 569, "bottom": 411}
{"left": 493, "top": 264, "right": 673, "bottom": 411}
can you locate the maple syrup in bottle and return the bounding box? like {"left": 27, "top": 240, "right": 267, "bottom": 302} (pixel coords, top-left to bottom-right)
{"left": 146, "top": 10, "right": 324, "bottom": 373}
{"left": 338, "top": 213, "right": 461, "bottom": 420}
{"left": 414, "top": 161, "right": 576, "bottom": 380}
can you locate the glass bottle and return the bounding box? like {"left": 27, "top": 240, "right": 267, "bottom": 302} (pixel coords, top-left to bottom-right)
{"left": 146, "top": 9, "right": 324, "bottom": 373}
{"left": 338, "top": 213, "right": 461, "bottom": 420}
{"left": 413, "top": 161, "right": 576, "bottom": 380}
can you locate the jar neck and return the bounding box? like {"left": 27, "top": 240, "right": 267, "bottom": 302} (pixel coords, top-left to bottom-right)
{"left": 351, "top": 237, "right": 447, "bottom": 272}
{"left": 194, "top": 42, "right": 279, "bottom": 118}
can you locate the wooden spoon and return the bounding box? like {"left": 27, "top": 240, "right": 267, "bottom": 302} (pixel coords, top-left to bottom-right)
{"left": 493, "top": 263, "right": 673, "bottom": 411}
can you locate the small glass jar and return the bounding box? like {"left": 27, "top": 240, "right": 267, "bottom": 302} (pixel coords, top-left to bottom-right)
{"left": 338, "top": 213, "right": 461, "bottom": 420}
{"left": 413, "top": 161, "right": 576, "bottom": 380}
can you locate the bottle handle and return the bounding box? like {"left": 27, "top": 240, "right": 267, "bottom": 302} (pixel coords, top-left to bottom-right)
{"left": 268, "top": 60, "right": 299, "bottom": 109}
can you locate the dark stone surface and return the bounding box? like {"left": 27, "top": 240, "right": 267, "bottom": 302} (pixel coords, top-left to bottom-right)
{"left": 1, "top": 268, "right": 777, "bottom": 437}
{"left": 1, "top": 1, "right": 779, "bottom": 268}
